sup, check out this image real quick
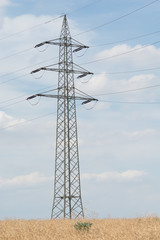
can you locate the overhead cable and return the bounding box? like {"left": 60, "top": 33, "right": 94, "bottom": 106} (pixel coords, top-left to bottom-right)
{"left": 94, "top": 66, "right": 160, "bottom": 75}
{"left": 100, "top": 100, "right": 160, "bottom": 104}
{"left": 67, "top": 0, "right": 103, "bottom": 16}
{"left": 1, "top": 39, "right": 160, "bottom": 82}
{"left": 93, "top": 84, "right": 160, "bottom": 97}
{"left": 0, "top": 112, "right": 56, "bottom": 132}
{"left": 91, "top": 29, "right": 160, "bottom": 47}
{"left": 0, "top": 16, "right": 63, "bottom": 42}
{"left": 0, "top": 103, "right": 82, "bottom": 131}
{"left": 0, "top": 0, "right": 103, "bottom": 42}
{"left": 1, "top": 28, "right": 160, "bottom": 63}
{"left": 0, "top": 47, "right": 33, "bottom": 62}
{"left": 1, "top": 82, "right": 160, "bottom": 110}
{"left": 0, "top": 84, "right": 57, "bottom": 108}
{"left": 0, "top": 57, "right": 58, "bottom": 81}
{"left": 74, "top": 0, "right": 160, "bottom": 36}
{"left": 82, "top": 39, "right": 160, "bottom": 65}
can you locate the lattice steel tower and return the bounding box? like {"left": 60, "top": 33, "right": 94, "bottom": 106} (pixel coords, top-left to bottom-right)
{"left": 27, "top": 15, "right": 97, "bottom": 219}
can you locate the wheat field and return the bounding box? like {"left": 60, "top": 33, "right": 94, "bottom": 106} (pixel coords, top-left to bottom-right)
{"left": 0, "top": 217, "right": 160, "bottom": 240}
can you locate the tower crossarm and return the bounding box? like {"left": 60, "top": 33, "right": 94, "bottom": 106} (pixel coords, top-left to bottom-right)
{"left": 27, "top": 93, "right": 98, "bottom": 104}
{"left": 31, "top": 63, "right": 93, "bottom": 79}
{"left": 35, "top": 38, "right": 89, "bottom": 53}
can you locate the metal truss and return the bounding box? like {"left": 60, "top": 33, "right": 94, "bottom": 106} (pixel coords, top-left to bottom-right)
{"left": 27, "top": 15, "right": 97, "bottom": 219}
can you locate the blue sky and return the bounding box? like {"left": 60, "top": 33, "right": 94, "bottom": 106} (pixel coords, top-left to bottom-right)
{"left": 0, "top": 0, "right": 160, "bottom": 219}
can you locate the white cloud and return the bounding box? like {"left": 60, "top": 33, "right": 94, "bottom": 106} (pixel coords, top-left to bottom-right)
{"left": 96, "top": 44, "right": 133, "bottom": 59}
{"left": 0, "top": 0, "right": 11, "bottom": 28}
{"left": 76, "top": 72, "right": 109, "bottom": 94}
{"left": 92, "top": 128, "right": 157, "bottom": 147}
{"left": 95, "top": 44, "right": 160, "bottom": 67}
{"left": 76, "top": 44, "right": 160, "bottom": 107}
{"left": 0, "top": 172, "right": 52, "bottom": 188}
{"left": 77, "top": 72, "right": 158, "bottom": 105}
{"left": 0, "top": 111, "right": 25, "bottom": 130}
{"left": 0, "top": 0, "right": 11, "bottom": 7}
{"left": 122, "top": 129, "right": 156, "bottom": 140}
{"left": 82, "top": 170, "right": 147, "bottom": 182}
{"left": 0, "top": 14, "right": 62, "bottom": 74}
{"left": 124, "top": 74, "right": 155, "bottom": 89}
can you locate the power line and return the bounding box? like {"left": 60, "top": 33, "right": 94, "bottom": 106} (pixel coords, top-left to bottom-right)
{"left": 0, "top": 73, "right": 29, "bottom": 85}
{"left": 100, "top": 100, "right": 160, "bottom": 104}
{"left": 90, "top": 29, "right": 160, "bottom": 47}
{"left": 0, "top": 0, "right": 157, "bottom": 46}
{"left": 0, "top": 84, "right": 57, "bottom": 108}
{"left": 0, "top": 99, "right": 26, "bottom": 109}
{"left": 0, "top": 112, "right": 56, "bottom": 132}
{"left": 0, "top": 50, "right": 159, "bottom": 87}
{"left": 0, "top": 0, "right": 158, "bottom": 66}
{"left": 0, "top": 47, "right": 33, "bottom": 62}
{"left": 0, "top": 4, "right": 159, "bottom": 111}
{"left": 0, "top": 4, "right": 159, "bottom": 76}
{"left": 0, "top": 46, "right": 159, "bottom": 91}
{"left": 1, "top": 82, "right": 160, "bottom": 110}
{"left": 0, "top": 98, "right": 158, "bottom": 133}
{"left": 0, "top": 102, "right": 83, "bottom": 132}
{"left": 82, "top": 39, "right": 160, "bottom": 65}
{"left": 1, "top": 25, "right": 160, "bottom": 64}
{"left": 0, "top": 1, "right": 101, "bottom": 64}
{"left": 0, "top": 96, "right": 159, "bottom": 133}
{"left": 92, "top": 84, "right": 160, "bottom": 97}
{"left": 95, "top": 66, "right": 160, "bottom": 75}
{"left": 0, "top": 0, "right": 102, "bottom": 43}
{"left": 1, "top": 39, "right": 160, "bottom": 83}
{"left": 0, "top": 57, "right": 58, "bottom": 81}
{"left": 0, "top": 42, "right": 158, "bottom": 84}
{"left": 67, "top": 0, "right": 103, "bottom": 16}
{"left": 74, "top": 0, "right": 160, "bottom": 36}
{"left": 0, "top": 28, "right": 160, "bottom": 64}
{"left": 0, "top": 16, "right": 63, "bottom": 42}
{"left": 0, "top": 63, "right": 159, "bottom": 88}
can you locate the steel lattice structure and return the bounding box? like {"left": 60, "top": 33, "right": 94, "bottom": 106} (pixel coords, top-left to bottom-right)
{"left": 27, "top": 15, "right": 97, "bottom": 219}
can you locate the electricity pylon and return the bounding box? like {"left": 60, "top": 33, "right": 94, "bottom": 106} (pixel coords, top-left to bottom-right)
{"left": 27, "top": 15, "right": 97, "bottom": 219}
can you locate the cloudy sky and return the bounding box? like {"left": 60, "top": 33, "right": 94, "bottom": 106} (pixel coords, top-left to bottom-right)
{"left": 0, "top": 0, "right": 160, "bottom": 219}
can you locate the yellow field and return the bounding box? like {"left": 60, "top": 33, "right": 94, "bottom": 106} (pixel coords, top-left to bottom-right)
{"left": 0, "top": 217, "right": 160, "bottom": 240}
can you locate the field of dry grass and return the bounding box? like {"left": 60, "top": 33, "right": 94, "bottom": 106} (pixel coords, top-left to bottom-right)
{"left": 0, "top": 217, "right": 160, "bottom": 240}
